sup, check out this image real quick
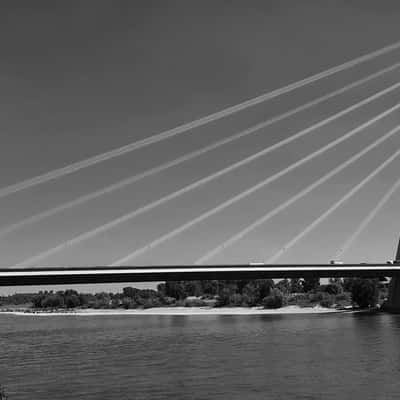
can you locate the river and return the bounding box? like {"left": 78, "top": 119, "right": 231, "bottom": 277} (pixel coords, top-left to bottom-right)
{"left": 1, "top": 313, "right": 400, "bottom": 399}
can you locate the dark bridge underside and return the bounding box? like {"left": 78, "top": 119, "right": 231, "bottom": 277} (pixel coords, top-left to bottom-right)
{"left": 0, "top": 264, "right": 399, "bottom": 286}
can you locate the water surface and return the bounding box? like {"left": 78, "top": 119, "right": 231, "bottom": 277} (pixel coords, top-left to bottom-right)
{"left": 1, "top": 313, "right": 400, "bottom": 399}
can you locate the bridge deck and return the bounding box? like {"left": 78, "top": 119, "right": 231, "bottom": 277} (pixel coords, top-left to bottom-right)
{"left": 0, "top": 264, "right": 399, "bottom": 286}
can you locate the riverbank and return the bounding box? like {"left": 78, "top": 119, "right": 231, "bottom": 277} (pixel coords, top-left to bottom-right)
{"left": 0, "top": 305, "right": 348, "bottom": 316}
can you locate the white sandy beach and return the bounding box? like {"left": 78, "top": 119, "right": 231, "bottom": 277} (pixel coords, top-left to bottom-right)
{"left": 0, "top": 305, "right": 346, "bottom": 316}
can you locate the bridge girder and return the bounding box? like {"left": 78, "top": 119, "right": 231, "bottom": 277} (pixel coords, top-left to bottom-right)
{"left": 0, "top": 264, "right": 399, "bottom": 286}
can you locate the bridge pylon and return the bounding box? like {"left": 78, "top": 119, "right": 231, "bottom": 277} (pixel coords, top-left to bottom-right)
{"left": 384, "top": 238, "right": 400, "bottom": 312}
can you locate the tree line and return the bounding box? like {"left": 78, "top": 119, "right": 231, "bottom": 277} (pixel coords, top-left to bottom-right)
{"left": 0, "top": 277, "right": 386, "bottom": 310}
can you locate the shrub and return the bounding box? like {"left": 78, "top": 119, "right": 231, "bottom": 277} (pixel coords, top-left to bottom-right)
{"left": 121, "top": 297, "right": 137, "bottom": 309}
{"left": 319, "top": 293, "right": 335, "bottom": 308}
{"left": 142, "top": 298, "right": 162, "bottom": 309}
{"left": 240, "top": 293, "right": 253, "bottom": 307}
{"left": 229, "top": 293, "right": 243, "bottom": 306}
{"left": 334, "top": 292, "right": 351, "bottom": 308}
{"left": 65, "top": 294, "right": 81, "bottom": 308}
{"left": 263, "top": 289, "right": 285, "bottom": 309}
{"left": 215, "top": 288, "right": 232, "bottom": 307}
{"left": 335, "top": 292, "right": 351, "bottom": 302}
{"left": 287, "top": 293, "right": 309, "bottom": 306}
{"left": 309, "top": 292, "right": 324, "bottom": 302}
{"left": 161, "top": 296, "right": 176, "bottom": 306}
{"left": 184, "top": 298, "right": 207, "bottom": 307}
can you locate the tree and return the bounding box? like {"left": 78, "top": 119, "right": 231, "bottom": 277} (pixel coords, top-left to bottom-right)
{"left": 235, "top": 280, "right": 250, "bottom": 294}
{"left": 156, "top": 283, "right": 166, "bottom": 296}
{"left": 257, "top": 279, "right": 275, "bottom": 299}
{"left": 290, "top": 278, "right": 303, "bottom": 293}
{"left": 201, "top": 280, "right": 219, "bottom": 295}
{"left": 329, "top": 277, "right": 343, "bottom": 285}
{"left": 32, "top": 292, "right": 45, "bottom": 308}
{"left": 39, "top": 293, "right": 64, "bottom": 308}
{"left": 123, "top": 287, "right": 139, "bottom": 298}
{"left": 121, "top": 297, "right": 136, "bottom": 309}
{"left": 94, "top": 292, "right": 111, "bottom": 308}
{"left": 183, "top": 281, "right": 202, "bottom": 297}
{"left": 215, "top": 288, "right": 232, "bottom": 307}
{"left": 276, "top": 279, "right": 290, "bottom": 294}
{"left": 302, "top": 277, "right": 320, "bottom": 292}
{"left": 324, "top": 282, "right": 343, "bottom": 295}
{"left": 343, "top": 278, "right": 354, "bottom": 292}
{"left": 163, "top": 282, "right": 187, "bottom": 300}
{"left": 79, "top": 293, "right": 94, "bottom": 307}
{"left": 351, "top": 278, "right": 379, "bottom": 308}
{"left": 229, "top": 293, "right": 243, "bottom": 306}
{"left": 242, "top": 280, "right": 274, "bottom": 306}
{"left": 64, "top": 293, "right": 81, "bottom": 308}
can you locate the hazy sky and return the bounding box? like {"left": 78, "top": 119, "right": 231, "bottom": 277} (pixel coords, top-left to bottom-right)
{"left": 1, "top": 1, "right": 400, "bottom": 293}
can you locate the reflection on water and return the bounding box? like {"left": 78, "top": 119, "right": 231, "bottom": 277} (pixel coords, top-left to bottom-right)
{"left": 1, "top": 313, "right": 400, "bottom": 399}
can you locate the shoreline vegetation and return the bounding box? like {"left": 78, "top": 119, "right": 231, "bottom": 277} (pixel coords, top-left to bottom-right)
{"left": 0, "top": 278, "right": 387, "bottom": 316}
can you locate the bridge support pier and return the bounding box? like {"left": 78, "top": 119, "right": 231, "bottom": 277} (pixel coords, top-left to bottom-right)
{"left": 386, "top": 275, "right": 400, "bottom": 312}
{"left": 384, "top": 239, "right": 400, "bottom": 313}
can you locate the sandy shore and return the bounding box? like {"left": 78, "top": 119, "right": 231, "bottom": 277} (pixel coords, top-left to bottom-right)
{"left": 0, "top": 305, "right": 346, "bottom": 316}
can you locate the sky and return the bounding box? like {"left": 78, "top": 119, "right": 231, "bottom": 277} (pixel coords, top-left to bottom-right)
{"left": 1, "top": 0, "right": 400, "bottom": 293}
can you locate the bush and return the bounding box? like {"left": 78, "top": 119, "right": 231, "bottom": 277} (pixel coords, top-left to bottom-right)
{"left": 263, "top": 289, "right": 285, "bottom": 309}
{"left": 121, "top": 297, "right": 137, "bottom": 309}
{"left": 309, "top": 292, "right": 324, "bottom": 302}
{"left": 215, "top": 288, "right": 232, "bottom": 307}
{"left": 65, "top": 294, "right": 81, "bottom": 308}
{"left": 287, "top": 293, "right": 309, "bottom": 305}
{"left": 335, "top": 292, "right": 351, "bottom": 302}
{"left": 142, "top": 298, "right": 162, "bottom": 309}
{"left": 184, "top": 298, "right": 207, "bottom": 307}
{"left": 319, "top": 293, "right": 335, "bottom": 308}
{"left": 161, "top": 296, "right": 176, "bottom": 306}
{"left": 351, "top": 278, "right": 379, "bottom": 308}
{"left": 229, "top": 293, "right": 243, "bottom": 306}
{"left": 240, "top": 293, "right": 253, "bottom": 307}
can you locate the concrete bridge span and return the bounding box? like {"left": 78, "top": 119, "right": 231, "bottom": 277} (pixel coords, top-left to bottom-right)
{"left": 0, "top": 264, "right": 399, "bottom": 286}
